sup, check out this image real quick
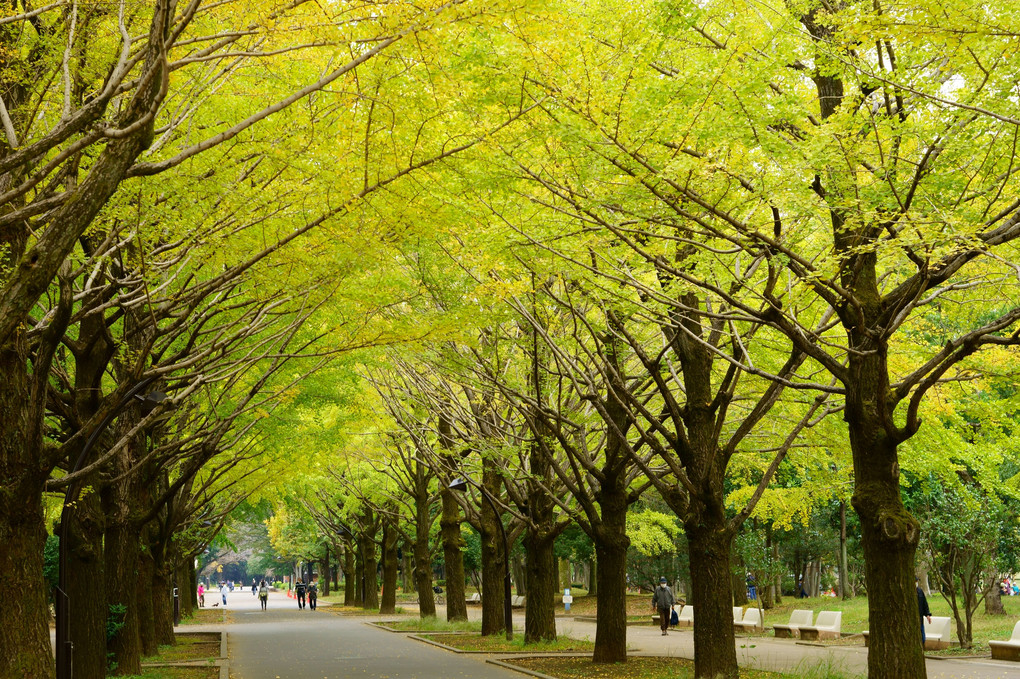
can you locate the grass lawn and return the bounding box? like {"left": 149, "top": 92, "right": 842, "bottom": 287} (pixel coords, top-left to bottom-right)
{"left": 426, "top": 633, "right": 595, "bottom": 653}
{"left": 379, "top": 617, "right": 481, "bottom": 632}
{"left": 177, "top": 609, "right": 223, "bottom": 626}
{"left": 120, "top": 667, "right": 218, "bottom": 679}
{"left": 505, "top": 657, "right": 846, "bottom": 679}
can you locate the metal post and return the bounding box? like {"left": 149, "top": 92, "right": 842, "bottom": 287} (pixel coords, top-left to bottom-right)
{"left": 173, "top": 587, "right": 180, "bottom": 626}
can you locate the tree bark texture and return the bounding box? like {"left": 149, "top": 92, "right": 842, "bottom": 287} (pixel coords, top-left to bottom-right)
{"left": 0, "top": 341, "right": 53, "bottom": 678}
{"left": 591, "top": 472, "right": 630, "bottom": 664}
{"left": 849, "top": 396, "right": 925, "bottom": 678}
{"left": 103, "top": 496, "right": 142, "bottom": 675}
{"left": 523, "top": 526, "right": 558, "bottom": 642}
{"left": 380, "top": 522, "right": 398, "bottom": 614}
{"left": 688, "top": 524, "right": 739, "bottom": 679}
{"left": 67, "top": 485, "right": 108, "bottom": 679}
{"left": 440, "top": 487, "right": 468, "bottom": 621}
{"left": 360, "top": 530, "right": 379, "bottom": 610}
{"left": 479, "top": 465, "right": 506, "bottom": 636}
{"left": 136, "top": 531, "right": 158, "bottom": 657}
{"left": 344, "top": 544, "right": 357, "bottom": 606}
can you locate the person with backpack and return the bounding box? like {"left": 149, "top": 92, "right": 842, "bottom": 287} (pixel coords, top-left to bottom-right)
{"left": 651, "top": 577, "right": 676, "bottom": 636}
{"left": 308, "top": 581, "right": 318, "bottom": 610}
{"left": 295, "top": 579, "right": 307, "bottom": 609}
{"left": 258, "top": 579, "right": 269, "bottom": 610}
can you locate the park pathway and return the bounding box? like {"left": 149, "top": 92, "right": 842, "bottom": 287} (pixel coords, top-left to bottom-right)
{"left": 223, "top": 591, "right": 522, "bottom": 679}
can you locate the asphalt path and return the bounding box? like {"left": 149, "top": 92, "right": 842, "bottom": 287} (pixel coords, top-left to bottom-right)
{"left": 223, "top": 591, "right": 522, "bottom": 679}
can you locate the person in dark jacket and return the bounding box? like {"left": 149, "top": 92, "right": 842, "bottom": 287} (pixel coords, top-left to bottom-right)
{"left": 651, "top": 577, "right": 676, "bottom": 636}
{"left": 917, "top": 578, "right": 932, "bottom": 647}
{"left": 295, "top": 579, "right": 307, "bottom": 610}
{"left": 308, "top": 581, "right": 318, "bottom": 610}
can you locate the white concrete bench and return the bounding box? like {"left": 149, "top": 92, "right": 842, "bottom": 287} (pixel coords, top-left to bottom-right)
{"left": 466, "top": 593, "right": 480, "bottom": 604}
{"left": 799, "top": 611, "right": 841, "bottom": 640}
{"left": 510, "top": 595, "right": 526, "bottom": 608}
{"left": 734, "top": 607, "right": 763, "bottom": 632}
{"left": 923, "top": 616, "right": 952, "bottom": 650}
{"left": 774, "top": 609, "right": 813, "bottom": 638}
{"left": 677, "top": 605, "right": 694, "bottom": 628}
{"left": 733, "top": 606, "right": 744, "bottom": 624}
{"left": 989, "top": 620, "right": 1020, "bottom": 661}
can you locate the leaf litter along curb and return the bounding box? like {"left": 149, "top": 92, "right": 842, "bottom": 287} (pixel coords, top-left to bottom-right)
{"left": 505, "top": 657, "right": 795, "bottom": 679}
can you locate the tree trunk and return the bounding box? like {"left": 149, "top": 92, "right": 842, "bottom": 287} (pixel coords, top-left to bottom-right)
{"left": 440, "top": 486, "right": 469, "bottom": 621}
{"left": 380, "top": 523, "right": 398, "bottom": 614}
{"left": 353, "top": 544, "right": 365, "bottom": 607}
{"left": 401, "top": 546, "right": 412, "bottom": 595}
{"left": 136, "top": 526, "right": 158, "bottom": 657}
{"left": 361, "top": 530, "right": 379, "bottom": 610}
{"left": 413, "top": 498, "right": 436, "bottom": 618}
{"left": 0, "top": 344, "right": 53, "bottom": 678}
{"left": 559, "top": 558, "right": 571, "bottom": 590}
{"left": 321, "top": 546, "right": 330, "bottom": 597}
{"left": 591, "top": 527, "right": 629, "bottom": 663}
{"left": 479, "top": 466, "right": 506, "bottom": 636}
{"left": 344, "top": 544, "right": 357, "bottom": 606}
{"left": 985, "top": 584, "right": 1006, "bottom": 615}
{"left": 588, "top": 557, "right": 597, "bottom": 596}
{"left": 732, "top": 571, "right": 748, "bottom": 606}
{"left": 152, "top": 559, "right": 175, "bottom": 646}
{"left": 67, "top": 485, "right": 108, "bottom": 679}
{"left": 850, "top": 422, "right": 925, "bottom": 679}
{"left": 104, "top": 503, "right": 142, "bottom": 674}
{"left": 688, "top": 523, "right": 739, "bottom": 679}
{"left": 840, "top": 501, "right": 850, "bottom": 600}
{"left": 772, "top": 541, "right": 782, "bottom": 605}
{"left": 523, "top": 525, "right": 558, "bottom": 642}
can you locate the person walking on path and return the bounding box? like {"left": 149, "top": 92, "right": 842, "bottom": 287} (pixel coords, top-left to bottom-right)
{"left": 198, "top": 583, "right": 205, "bottom": 608}
{"left": 252, "top": 578, "right": 257, "bottom": 596}
{"left": 308, "top": 581, "right": 318, "bottom": 610}
{"left": 651, "top": 577, "right": 676, "bottom": 636}
{"left": 296, "top": 579, "right": 307, "bottom": 610}
{"left": 220, "top": 581, "right": 228, "bottom": 606}
{"left": 259, "top": 579, "right": 269, "bottom": 610}
{"left": 917, "top": 578, "right": 932, "bottom": 647}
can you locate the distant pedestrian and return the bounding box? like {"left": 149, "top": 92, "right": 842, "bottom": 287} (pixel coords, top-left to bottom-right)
{"left": 219, "top": 582, "right": 228, "bottom": 606}
{"left": 259, "top": 580, "right": 269, "bottom": 610}
{"left": 295, "top": 579, "right": 307, "bottom": 610}
{"left": 252, "top": 578, "right": 257, "bottom": 596}
{"left": 797, "top": 577, "right": 808, "bottom": 599}
{"left": 746, "top": 572, "right": 757, "bottom": 601}
{"left": 651, "top": 577, "right": 676, "bottom": 636}
{"left": 308, "top": 582, "right": 318, "bottom": 610}
{"left": 917, "top": 578, "right": 932, "bottom": 647}
{"left": 198, "top": 583, "right": 205, "bottom": 608}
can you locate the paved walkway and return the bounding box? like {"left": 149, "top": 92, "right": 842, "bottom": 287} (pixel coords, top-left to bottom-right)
{"left": 180, "top": 593, "right": 1020, "bottom": 679}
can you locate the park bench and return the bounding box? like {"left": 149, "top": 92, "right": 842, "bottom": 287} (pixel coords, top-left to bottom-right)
{"left": 734, "top": 607, "right": 763, "bottom": 633}
{"left": 989, "top": 620, "right": 1020, "bottom": 661}
{"left": 773, "top": 609, "right": 813, "bottom": 639}
{"left": 677, "top": 605, "right": 694, "bottom": 628}
{"left": 510, "top": 595, "right": 526, "bottom": 608}
{"left": 923, "top": 616, "right": 952, "bottom": 650}
{"left": 466, "top": 593, "right": 481, "bottom": 604}
{"left": 733, "top": 606, "right": 744, "bottom": 624}
{"left": 798, "top": 610, "right": 841, "bottom": 640}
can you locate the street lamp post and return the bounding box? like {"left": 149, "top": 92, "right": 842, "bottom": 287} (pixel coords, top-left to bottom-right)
{"left": 448, "top": 477, "right": 513, "bottom": 641}
{"left": 56, "top": 378, "right": 171, "bottom": 679}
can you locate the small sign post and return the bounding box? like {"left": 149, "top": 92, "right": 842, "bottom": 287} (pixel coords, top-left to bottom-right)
{"left": 563, "top": 588, "right": 573, "bottom": 612}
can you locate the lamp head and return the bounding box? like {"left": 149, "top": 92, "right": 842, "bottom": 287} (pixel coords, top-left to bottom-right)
{"left": 448, "top": 477, "right": 469, "bottom": 492}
